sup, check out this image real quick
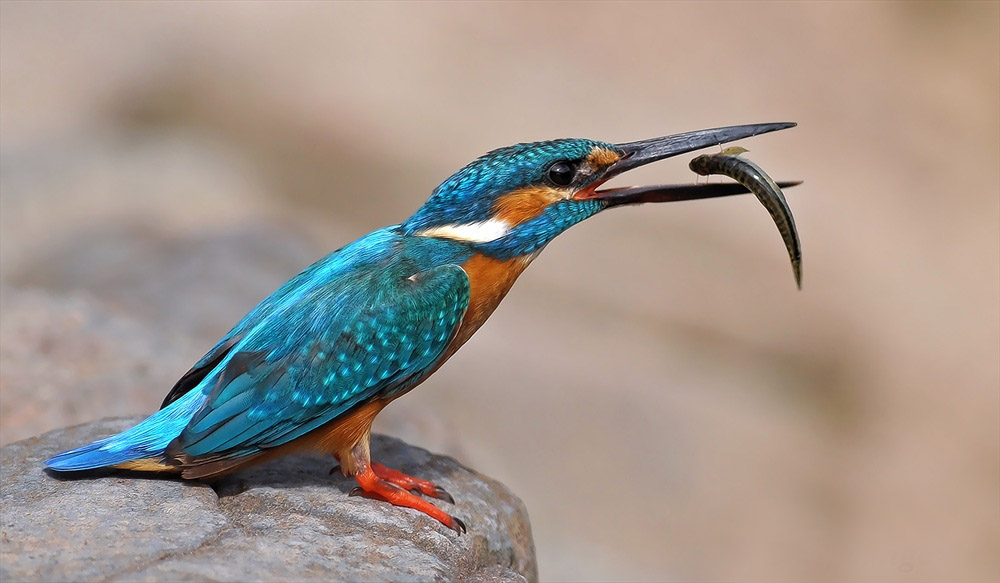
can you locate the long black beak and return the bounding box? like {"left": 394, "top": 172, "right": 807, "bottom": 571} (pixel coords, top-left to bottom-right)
{"left": 585, "top": 122, "right": 798, "bottom": 207}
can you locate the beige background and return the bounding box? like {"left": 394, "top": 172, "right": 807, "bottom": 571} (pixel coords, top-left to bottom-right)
{"left": 1, "top": 2, "right": 997, "bottom": 582}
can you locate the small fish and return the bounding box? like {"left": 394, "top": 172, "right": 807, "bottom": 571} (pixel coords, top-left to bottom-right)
{"left": 689, "top": 147, "right": 802, "bottom": 289}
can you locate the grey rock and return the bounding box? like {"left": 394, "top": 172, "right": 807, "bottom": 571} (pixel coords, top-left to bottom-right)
{"left": 1, "top": 417, "right": 536, "bottom": 582}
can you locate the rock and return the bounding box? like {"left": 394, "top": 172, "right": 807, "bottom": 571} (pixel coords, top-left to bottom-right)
{"left": 0, "top": 417, "right": 537, "bottom": 582}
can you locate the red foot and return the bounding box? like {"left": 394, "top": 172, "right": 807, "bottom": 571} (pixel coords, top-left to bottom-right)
{"left": 371, "top": 462, "right": 455, "bottom": 503}
{"left": 352, "top": 465, "right": 465, "bottom": 534}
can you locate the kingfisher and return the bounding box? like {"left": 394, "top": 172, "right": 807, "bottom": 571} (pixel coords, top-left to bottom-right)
{"left": 46, "top": 122, "right": 797, "bottom": 534}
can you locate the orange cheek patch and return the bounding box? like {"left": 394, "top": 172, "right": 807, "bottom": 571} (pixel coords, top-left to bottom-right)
{"left": 586, "top": 147, "right": 621, "bottom": 167}
{"left": 493, "top": 186, "right": 565, "bottom": 224}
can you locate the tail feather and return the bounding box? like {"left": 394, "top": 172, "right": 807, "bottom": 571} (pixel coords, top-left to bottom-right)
{"left": 45, "top": 387, "right": 208, "bottom": 472}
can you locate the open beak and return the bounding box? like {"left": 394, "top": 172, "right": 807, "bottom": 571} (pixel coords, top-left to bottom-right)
{"left": 581, "top": 122, "right": 798, "bottom": 207}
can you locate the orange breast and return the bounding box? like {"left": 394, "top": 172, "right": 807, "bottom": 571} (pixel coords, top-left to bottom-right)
{"left": 443, "top": 252, "right": 535, "bottom": 359}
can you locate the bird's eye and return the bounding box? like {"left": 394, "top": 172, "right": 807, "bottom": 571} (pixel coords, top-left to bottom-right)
{"left": 546, "top": 161, "right": 576, "bottom": 187}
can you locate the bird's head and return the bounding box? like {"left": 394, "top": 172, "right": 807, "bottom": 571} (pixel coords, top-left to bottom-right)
{"left": 403, "top": 123, "right": 795, "bottom": 259}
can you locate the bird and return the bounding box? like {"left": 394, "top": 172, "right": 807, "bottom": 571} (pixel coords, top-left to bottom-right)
{"left": 45, "top": 122, "right": 797, "bottom": 534}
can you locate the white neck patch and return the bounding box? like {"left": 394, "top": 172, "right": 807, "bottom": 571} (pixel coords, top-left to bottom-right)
{"left": 416, "top": 218, "right": 512, "bottom": 243}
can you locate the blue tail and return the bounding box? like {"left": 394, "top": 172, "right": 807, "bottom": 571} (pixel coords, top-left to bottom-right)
{"left": 45, "top": 387, "right": 207, "bottom": 471}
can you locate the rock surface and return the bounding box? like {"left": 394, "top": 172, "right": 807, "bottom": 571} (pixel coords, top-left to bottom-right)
{"left": 0, "top": 417, "right": 536, "bottom": 582}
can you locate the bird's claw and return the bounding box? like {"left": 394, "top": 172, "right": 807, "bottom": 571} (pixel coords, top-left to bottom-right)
{"left": 432, "top": 486, "right": 455, "bottom": 504}
{"left": 349, "top": 485, "right": 466, "bottom": 535}
{"left": 349, "top": 485, "right": 394, "bottom": 499}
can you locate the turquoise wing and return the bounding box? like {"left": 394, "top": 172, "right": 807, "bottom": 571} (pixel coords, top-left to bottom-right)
{"left": 170, "top": 262, "right": 470, "bottom": 466}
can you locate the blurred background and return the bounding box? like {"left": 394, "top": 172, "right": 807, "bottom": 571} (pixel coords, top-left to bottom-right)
{"left": 1, "top": 2, "right": 997, "bottom": 582}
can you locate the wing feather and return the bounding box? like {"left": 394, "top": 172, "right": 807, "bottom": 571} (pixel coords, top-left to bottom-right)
{"left": 170, "top": 262, "right": 470, "bottom": 464}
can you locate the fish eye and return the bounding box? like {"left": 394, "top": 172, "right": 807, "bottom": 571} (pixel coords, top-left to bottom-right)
{"left": 546, "top": 161, "right": 576, "bottom": 187}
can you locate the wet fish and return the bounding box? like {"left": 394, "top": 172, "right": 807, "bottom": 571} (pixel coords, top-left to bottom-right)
{"left": 689, "top": 147, "right": 802, "bottom": 289}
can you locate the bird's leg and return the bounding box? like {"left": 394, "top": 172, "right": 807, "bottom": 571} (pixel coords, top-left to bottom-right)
{"left": 344, "top": 437, "right": 465, "bottom": 534}
{"left": 333, "top": 449, "right": 453, "bottom": 502}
